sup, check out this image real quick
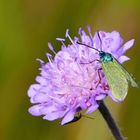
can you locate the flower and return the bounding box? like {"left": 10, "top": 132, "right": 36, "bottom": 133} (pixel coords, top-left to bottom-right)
{"left": 27, "top": 27, "right": 134, "bottom": 125}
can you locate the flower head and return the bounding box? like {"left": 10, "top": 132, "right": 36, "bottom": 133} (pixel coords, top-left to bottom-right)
{"left": 28, "top": 27, "right": 134, "bottom": 125}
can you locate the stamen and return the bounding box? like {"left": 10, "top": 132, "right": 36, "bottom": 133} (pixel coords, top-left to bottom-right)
{"left": 48, "top": 43, "right": 56, "bottom": 54}
{"left": 65, "top": 29, "right": 75, "bottom": 46}
{"left": 46, "top": 53, "right": 53, "bottom": 65}
{"left": 78, "top": 27, "right": 83, "bottom": 36}
{"left": 66, "top": 29, "right": 79, "bottom": 52}
{"left": 36, "top": 59, "right": 45, "bottom": 67}
{"left": 82, "top": 114, "right": 94, "bottom": 120}
{"left": 56, "top": 38, "right": 66, "bottom": 47}
{"left": 87, "top": 25, "right": 93, "bottom": 46}
{"left": 56, "top": 38, "right": 65, "bottom": 42}
{"left": 76, "top": 61, "right": 85, "bottom": 73}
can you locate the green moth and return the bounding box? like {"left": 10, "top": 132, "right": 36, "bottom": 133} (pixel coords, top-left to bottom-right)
{"left": 77, "top": 33, "right": 138, "bottom": 102}
{"left": 99, "top": 51, "right": 138, "bottom": 101}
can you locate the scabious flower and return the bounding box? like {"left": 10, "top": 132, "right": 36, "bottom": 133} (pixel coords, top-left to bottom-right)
{"left": 27, "top": 27, "right": 134, "bottom": 125}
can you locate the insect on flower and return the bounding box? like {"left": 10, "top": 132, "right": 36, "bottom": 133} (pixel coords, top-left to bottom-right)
{"left": 63, "top": 113, "right": 82, "bottom": 125}
{"left": 28, "top": 27, "right": 138, "bottom": 125}
{"left": 77, "top": 31, "right": 138, "bottom": 102}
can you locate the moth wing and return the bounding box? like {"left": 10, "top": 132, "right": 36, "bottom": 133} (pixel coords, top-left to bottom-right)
{"left": 113, "top": 59, "right": 138, "bottom": 88}
{"left": 102, "top": 59, "right": 129, "bottom": 101}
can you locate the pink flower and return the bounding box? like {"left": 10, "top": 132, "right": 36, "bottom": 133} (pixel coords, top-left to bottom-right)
{"left": 28, "top": 27, "right": 134, "bottom": 125}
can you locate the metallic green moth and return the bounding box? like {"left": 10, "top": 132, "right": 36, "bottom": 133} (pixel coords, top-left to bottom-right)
{"left": 99, "top": 51, "right": 138, "bottom": 101}
{"left": 77, "top": 35, "right": 138, "bottom": 101}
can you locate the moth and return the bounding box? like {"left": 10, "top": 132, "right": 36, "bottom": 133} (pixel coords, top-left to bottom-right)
{"left": 77, "top": 32, "right": 138, "bottom": 101}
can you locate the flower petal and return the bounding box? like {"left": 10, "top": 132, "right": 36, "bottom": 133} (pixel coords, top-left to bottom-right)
{"left": 118, "top": 55, "right": 130, "bottom": 63}
{"left": 43, "top": 111, "right": 64, "bottom": 121}
{"left": 86, "top": 104, "right": 99, "bottom": 114}
{"left": 61, "top": 110, "right": 75, "bottom": 125}
{"left": 27, "top": 84, "right": 40, "bottom": 97}
{"left": 95, "top": 94, "right": 106, "bottom": 100}
{"left": 28, "top": 105, "right": 42, "bottom": 116}
{"left": 117, "top": 39, "right": 135, "bottom": 55}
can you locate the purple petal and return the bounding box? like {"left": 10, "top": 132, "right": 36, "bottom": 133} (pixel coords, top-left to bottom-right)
{"left": 123, "top": 39, "right": 135, "bottom": 51}
{"left": 28, "top": 105, "right": 42, "bottom": 116}
{"left": 36, "top": 76, "right": 48, "bottom": 85}
{"left": 61, "top": 110, "right": 75, "bottom": 125}
{"left": 111, "top": 31, "right": 123, "bottom": 52}
{"left": 32, "top": 93, "right": 49, "bottom": 103}
{"left": 86, "top": 104, "right": 99, "bottom": 114}
{"left": 93, "top": 32, "right": 101, "bottom": 50}
{"left": 95, "top": 94, "right": 106, "bottom": 100}
{"left": 43, "top": 111, "right": 64, "bottom": 121}
{"left": 117, "top": 39, "right": 135, "bottom": 55}
{"left": 100, "top": 31, "right": 123, "bottom": 52}
{"left": 118, "top": 55, "right": 130, "bottom": 63}
{"left": 27, "top": 84, "right": 40, "bottom": 97}
{"left": 40, "top": 105, "right": 57, "bottom": 115}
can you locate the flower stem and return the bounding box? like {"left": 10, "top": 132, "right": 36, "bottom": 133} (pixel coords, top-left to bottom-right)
{"left": 98, "top": 101, "right": 124, "bottom": 140}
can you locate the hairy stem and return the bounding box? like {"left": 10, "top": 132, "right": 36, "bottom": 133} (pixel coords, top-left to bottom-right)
{"left": 98, "top": 101, "right": 124, "bottom": 140}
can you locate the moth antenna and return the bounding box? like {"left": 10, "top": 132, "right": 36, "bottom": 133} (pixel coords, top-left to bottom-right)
{"left": 97, "top": 31, "right": 103, "bottom": 51}
{"left": 82, "top": 115, "right": 95, "bottom": 120}
{"left": 77, "top": 41, "right": 100, "bottom": 53}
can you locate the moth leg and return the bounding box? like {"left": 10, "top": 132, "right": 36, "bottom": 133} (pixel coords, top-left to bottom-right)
{"left": 95, "top": 68, "right": 102, "bottom": 88}
{"left": 80, "top": 60, "right": 102, "bottom": 90}
{"left": 80, "top": 59, "right": 101, "bottom": 64}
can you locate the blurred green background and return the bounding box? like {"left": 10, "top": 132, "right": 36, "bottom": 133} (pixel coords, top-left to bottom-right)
{"left": 0, "top": 0, "right": 140, "bottom": 140}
